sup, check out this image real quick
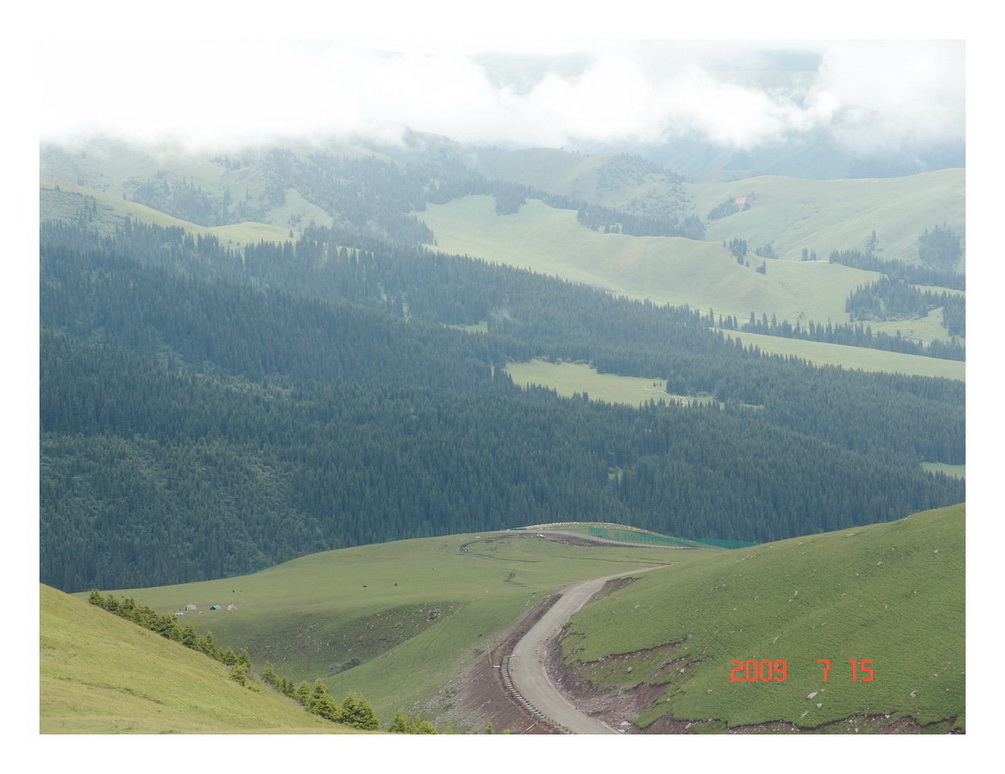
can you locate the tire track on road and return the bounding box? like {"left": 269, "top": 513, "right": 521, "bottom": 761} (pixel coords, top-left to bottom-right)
{"left": 505, "top": 566, "right": 664, "bottom": 734}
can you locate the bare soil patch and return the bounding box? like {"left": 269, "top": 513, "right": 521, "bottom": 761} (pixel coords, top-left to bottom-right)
{"left": 431, "top": 594, "right": 565, "bottom": 734}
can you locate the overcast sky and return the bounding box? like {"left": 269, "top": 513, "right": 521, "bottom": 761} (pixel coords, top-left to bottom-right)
{"left": 39, "top": 34, "right": 964, "bottom": 157}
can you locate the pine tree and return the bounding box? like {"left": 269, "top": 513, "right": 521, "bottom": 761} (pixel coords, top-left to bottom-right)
{"left": 341, "top": 691, "right": 379, "bottom": 730}
{"left": 388, "top": 710, "right": 412, "bottom": 733}
{"left": 293, "top": 681, "right": 312, "bottom": 706}
{"left": 181, "top": 624, "right": 199, "bottom": 648}
{"left": 309, "top": 682, "right": 343, "bottom": 723}
{"left": 260, "top": 662, "right": 279, "bottom": 688}
{"left": 230, "top": 661, "right": 257, "bottom": 690}
{"left": 196, "top": 632, "right": 219, "bottom": 659}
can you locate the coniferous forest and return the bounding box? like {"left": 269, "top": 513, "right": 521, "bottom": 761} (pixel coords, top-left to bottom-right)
{"left": 40, "top": 204, "right": 964, "bottom": 592}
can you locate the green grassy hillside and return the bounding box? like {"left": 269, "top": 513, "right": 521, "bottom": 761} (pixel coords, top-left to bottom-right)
{"left": 715, "top": 331, "right": 964, "bottom": 381}
{"left": 505, "top": 353, "right": 963, "bottom": 410}
{"left": 40, "top": 137, "right": 373, "bottom": 229}
{"left": 474, "top": 149, "right": 963, "bottom": 263}
{"left": 42, "top": 138, "right": 964, "bottom": 380}
{"left": 40, "top": 177, "right": 298, "bottom": 247}
{"left": 91, "top": 507, "right": 965, "bottom": 733}
{"left": 101, "top": 532, "right": 689, "bottom": 722}
{"left": 39, "top": 584, "right": 352, "bottom": 734}
{"left": 419, "top": 195, "right": 884, "bottom": 325}
{"left": 417, "top": 193, "right": 962, "bottom": 361}
{"left": 561, "top": 504, "right": 965, "bottom": 732}
{"left": 694, "top": 169, "right": 965, "bottom": 264}
{"left": 505, "top": 360, "right": 682, "bottom": 406}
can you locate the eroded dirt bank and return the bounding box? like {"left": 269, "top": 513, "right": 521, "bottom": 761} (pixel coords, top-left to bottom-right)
{"left": 432, "top": 593, "right": 565, "bottom": 734}
{"left": 437, "top": 597, "right": 961, "bottom": 735}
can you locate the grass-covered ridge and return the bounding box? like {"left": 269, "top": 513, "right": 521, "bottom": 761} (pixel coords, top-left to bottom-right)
{"left": 100, "top": 531, "right": 689, "bottom": 723}
{"left": 561, "top": 503, "right": 965, "bottom": 732}
{"left": 39, "top": 584, "right": 354, "bottom": 734}
{"left": 40, "top": 177, "right": 298, "bottom": 247}
{"left": 417, "top": 193, "right": 961, "bottom": 349}
{"left": 693, "top": 169, "right": 964, "bottom": 264}
{"left": 473, "top": 149, "right": 963, "bottom": 265}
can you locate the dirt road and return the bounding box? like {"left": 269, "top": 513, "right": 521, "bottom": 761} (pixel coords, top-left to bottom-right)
{"left": 506, "top": 567, "right": 663, "bottom": 734}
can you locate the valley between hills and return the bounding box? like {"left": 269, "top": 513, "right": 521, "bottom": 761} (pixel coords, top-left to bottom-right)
{"left": 42, "top": 505, "right": 963, "bottom": 734}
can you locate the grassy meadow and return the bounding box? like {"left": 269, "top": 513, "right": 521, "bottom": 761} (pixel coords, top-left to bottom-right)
{"left": 474, "top": 149, "right": 964, "bottom": 267}
{"left": 505, "top": 352, "right": 962, "bottom": 415}
{"left": 81, "top": 505, "right": 965, "bottom": 733}
{"left": 100, "top": 532, "right": 686, "bottom": 723}
{"left": 40, "top": 177, "right": 298, "bottom": 248}
{"left": 693, "top": 169, "right": 965, "bottom": 264}
{"left": 722, "top": 330, "right": 965, "bottom": 381}
{"left": 39, "top": 584, "right": 353, "bottom": 734}
{"left": 561, "top": 504, "right": 965, "bottom": 731}
{"left": 417, "top": 193, "right": 962, "bottom": 355}
{"left": 419, "top": 195, "right": 878, "bottom": 325}
{"left": 505, "top": 360, "right": 688, "bottom": 407}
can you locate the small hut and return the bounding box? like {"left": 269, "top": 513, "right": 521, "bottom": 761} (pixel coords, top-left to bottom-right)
{"left": 184, "top": 603, "right": 197, "bottom": 611}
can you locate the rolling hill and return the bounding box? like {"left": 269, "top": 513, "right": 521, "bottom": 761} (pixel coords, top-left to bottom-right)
{"left": 65, "top": 505, "right": 964, "bottom": 734}
{"left": 41, "top": 135, "right": 965, "bottom": 375}
{"left": 560, "top": 504, "right": 965, "bottom": 733}
{"left": 416, "top": 183, "right": 962, "bottom": 339}
{"left": 39, "top": 583, "right": 356, "bottom": 734}
{"left": 473, "top": 147, "right": 964, "bottom": 265}
{"left": 95, "top": 529, "right": 684, "bottom": 724}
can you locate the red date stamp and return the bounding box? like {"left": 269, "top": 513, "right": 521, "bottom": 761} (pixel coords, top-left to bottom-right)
{"left": 730, "top": 659, "right": 875, "bottom": 682}
{"left": 729, "top": 659, "right": 788, "bottom": 682}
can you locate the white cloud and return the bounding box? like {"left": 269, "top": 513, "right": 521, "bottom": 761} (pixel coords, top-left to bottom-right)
{"left": 809, "top": 41, "right": 965, "bottom": 154}
{"left": 38, "top": 39, "right": 964, "bottom": 155}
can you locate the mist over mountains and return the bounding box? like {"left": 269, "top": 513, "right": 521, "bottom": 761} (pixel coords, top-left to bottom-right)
{"left": 40, "top": 40, "right": 964, "bottom": 179}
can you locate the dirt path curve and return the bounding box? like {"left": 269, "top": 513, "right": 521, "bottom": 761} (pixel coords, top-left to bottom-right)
{"left": 506, "top": 566, "right": 664, "bottom": 734}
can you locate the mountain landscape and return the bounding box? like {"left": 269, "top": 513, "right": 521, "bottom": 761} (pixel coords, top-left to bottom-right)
{"left": 37, "top": 39, "right": 965, "bottom": 739}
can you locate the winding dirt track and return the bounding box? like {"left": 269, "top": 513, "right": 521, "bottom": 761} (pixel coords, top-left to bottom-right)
{"left": 506, "top": 566, "right": 663, "bottom": 734}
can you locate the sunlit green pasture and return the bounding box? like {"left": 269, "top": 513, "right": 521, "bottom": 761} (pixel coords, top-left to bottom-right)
{"left": 562, "top": 504, "right": 965, "bottom": 731}
{"left": 920, "top": 462, "right": 965, "bottom": 479}
{"left": 40, "top": 584, "right": 351, "bottom": 734}
{"left": 103, "top": 532, "right": 686, "bottom": 723}
{"left": 693, "top": 169, "right": 965, "bottom": 265}
{"left": 724, "top": 330, "right": 965, "bottom": 381}
{"left": 418, "top": 195, "right": 883, "bottom": 327}
{"left": 472, "top": 152, "right": 964, "bottom": 269}
{"left": 418, "top": 194, "right": 965, "bottom": 359}
{"left": 506, "top": 349, "right": 962, "bottom": 413}
{"left": 505, "top": 359, "right": 701, "bottom": 407}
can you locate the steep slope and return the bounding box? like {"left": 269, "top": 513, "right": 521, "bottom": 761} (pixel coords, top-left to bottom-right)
{"left": 39, "top": 584, "right": 351, "bottom": 733}
{"left": 558, "top": 504, "right": 965, "bottom": 733}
